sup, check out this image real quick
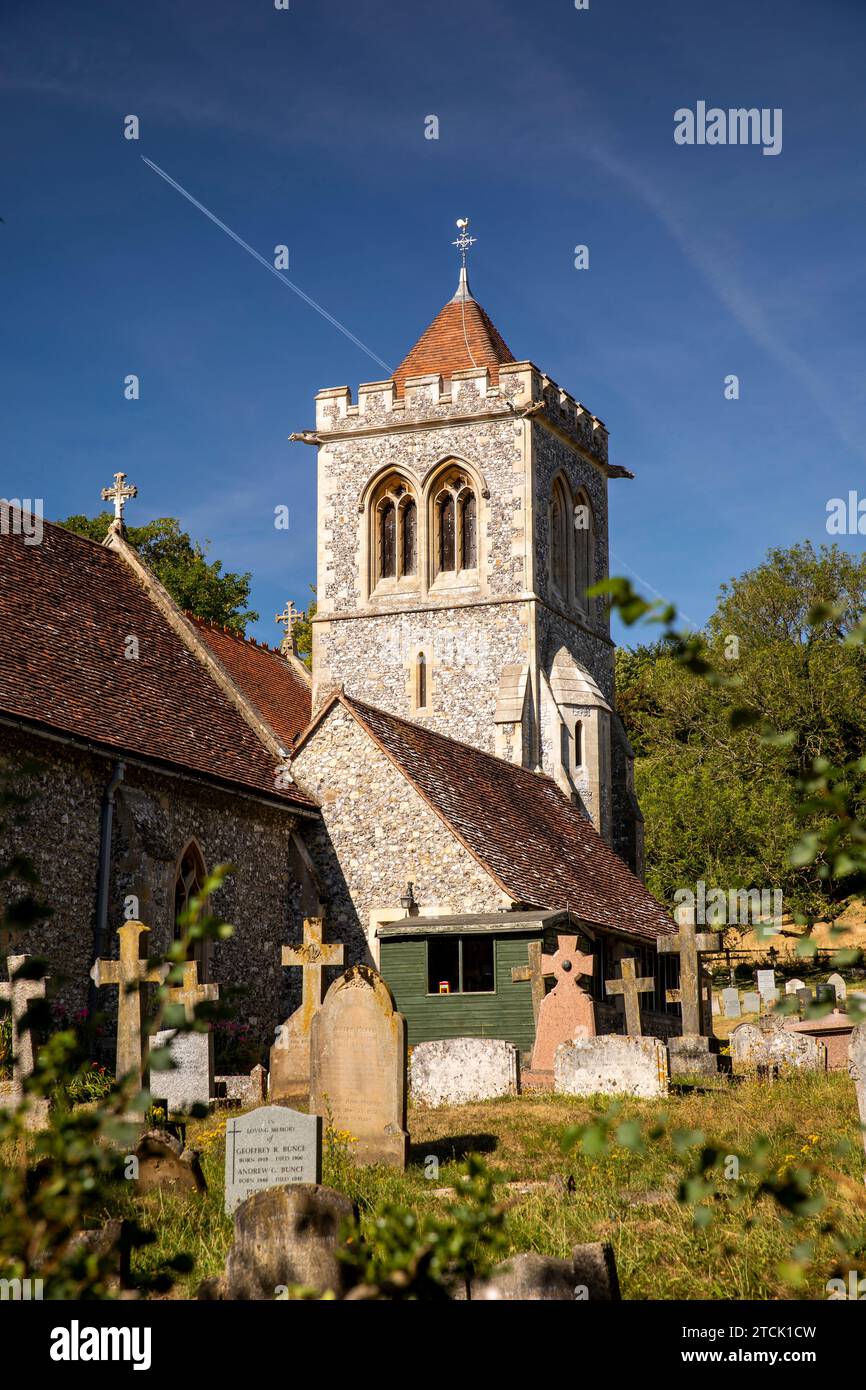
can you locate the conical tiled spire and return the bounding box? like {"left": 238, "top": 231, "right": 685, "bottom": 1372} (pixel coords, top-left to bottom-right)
{"left": 393, "top": 276, "right": 515, "bottom": 395}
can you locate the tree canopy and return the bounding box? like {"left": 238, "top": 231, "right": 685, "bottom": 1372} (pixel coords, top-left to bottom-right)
{"left": 615, "top": 542, "right": 866, "bottom": 924}
{"left": 57, "top": 513, "right": 259, "bottom": 634}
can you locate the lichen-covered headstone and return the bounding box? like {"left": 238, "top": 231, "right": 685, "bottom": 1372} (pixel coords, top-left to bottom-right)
{"left": 730, "top": 1014, "right": 826, "bottom": 1075}
{"left": 411, "top": 1038, "right": 519, "bottom": 1106}
{"left": 554, "top": 1035, "right": 669, "bottom": 1099}
{"left": 310, "top": 965, "right": 408, "bottom": 1168}
{"left": 742, "top": 991, "right": 761, "bottom": 1014}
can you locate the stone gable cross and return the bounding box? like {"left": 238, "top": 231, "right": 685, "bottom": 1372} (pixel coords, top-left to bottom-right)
{"left": 0, "top": 954, "right": 47, "bottom": 1083}
{"left": 165, "top": 960, "right": 219, "bottom": 1023}
{"left": 605, "top": 957, "right": 655, "bottom": 1036}
{"left": 275, "top": 601, "right": 305, "bottom": 655}
{"left": 90, "top": 921, "right": 167, "bottom": 1086}
{"left": 101, "top": 471, "right": 138, "bottom": 524}
{"left": 657, "top": 908, "right": 720, "bottom": 1036}
{"left": 281, "top": 917, "right": 344, "bottom": 1018}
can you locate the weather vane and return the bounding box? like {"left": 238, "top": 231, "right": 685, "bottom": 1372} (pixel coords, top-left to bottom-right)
{"left": 452, "top": 217, "right": 476, "bottom": 267}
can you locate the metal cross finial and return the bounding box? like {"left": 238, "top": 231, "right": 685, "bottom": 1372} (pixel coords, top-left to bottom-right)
{"left": 451, "top": 218, "right": 476, "bottom": 303}
{"left": 101, "top": 471, "right": 138, "bottom": 524}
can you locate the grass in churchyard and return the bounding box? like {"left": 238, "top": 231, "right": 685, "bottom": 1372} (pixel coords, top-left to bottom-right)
{"left": 109, "top": 1069, "right": 865, "bottom": 1300}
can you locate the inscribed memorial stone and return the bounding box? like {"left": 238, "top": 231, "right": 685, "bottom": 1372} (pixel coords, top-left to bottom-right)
{"left": 310, "top": 965, "right": 408, "bottom": 1168}
{"left": 225, "top": 1105, "right": 321, "bottom": 1214}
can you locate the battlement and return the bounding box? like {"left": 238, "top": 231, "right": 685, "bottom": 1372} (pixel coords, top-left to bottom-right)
{"left": 313, "top": 361, "right": 609, "bottom": 465}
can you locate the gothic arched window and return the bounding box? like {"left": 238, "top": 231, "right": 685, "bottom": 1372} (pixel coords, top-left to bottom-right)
{"left": 370, "top": 475, "right": 420, "bottom": 591}
{"left": 174, "top": 841, "right": 209, "bottom": 973}
{"left": 551, "top": 481, "right": 569, "bottom": 597}
{"left": 574, "top": 489, "right": 594, "bottom": 612}
{"left": 431, "top": 468, "right": 478, "bottom": 580}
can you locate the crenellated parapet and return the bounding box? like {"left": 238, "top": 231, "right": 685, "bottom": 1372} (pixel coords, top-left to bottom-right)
{"left": 312, "top": 361, "right": 612, "bottom": 471}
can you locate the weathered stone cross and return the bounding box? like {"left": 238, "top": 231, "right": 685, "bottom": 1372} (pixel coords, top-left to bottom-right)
{"left": 511, "top": 940, "right": 545, "bottom": 1025}
{"left": 0, "top": 954, "right": 47, "bottom": 1084}
{"left": 100, "top": 471, "right": 138, "bottom": 524}
{"left": 605, "top": 957, "right": 655, "bottom": 1036}
{"left": 275, "top": 601, "right": 305, "bottom": 655}
{"left": 165, "top": 960, "right": 219, "bottom": 1023}
{"left": 90, "top": 921, "right": 167, "bottom": 1086}
{"left": 281, "top": 917, "right": 344, "bottom": 1025}
{"left": 657, "top": 908, "right": 720, "bottom": 1036}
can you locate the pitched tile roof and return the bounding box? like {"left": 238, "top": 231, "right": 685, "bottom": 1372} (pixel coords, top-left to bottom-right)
{"left": 393, "top": 292, "right": 515, "bottom": 395}
{"left": 300, "top": 694, "right": 673, "bottom": 943}
{"left": 189, "top": 616, "right": 311, "bottom": 748}
{"left": 0, "top": 520, "right": 315, "bottom": 809}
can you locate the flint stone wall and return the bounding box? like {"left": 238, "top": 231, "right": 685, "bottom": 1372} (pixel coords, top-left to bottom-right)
{"left": 0, "top": 726, "right": 308, "bottom": 1044}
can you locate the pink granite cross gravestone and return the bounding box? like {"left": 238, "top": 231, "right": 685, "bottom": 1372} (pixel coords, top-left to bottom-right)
{"left": 529, "top": 936, "right": 595, "bottom": 1073}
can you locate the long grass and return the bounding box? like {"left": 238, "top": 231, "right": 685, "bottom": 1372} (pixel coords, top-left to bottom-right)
{"left": 101, "top": 1069, "right": 866, "bottom": 1300}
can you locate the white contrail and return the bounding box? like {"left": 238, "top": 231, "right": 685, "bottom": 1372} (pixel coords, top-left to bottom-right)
{"left": 141, "top": 156, "right": 393, "bottom": 376}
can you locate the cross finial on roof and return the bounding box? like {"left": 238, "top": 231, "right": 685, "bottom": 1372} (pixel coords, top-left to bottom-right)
{"left": 451, "top": 217, "right": 476, "bottom": 302}
{"left": 275, "top": 600, "right": 305, "bottom": 656}
{"left": 101, "top": 471, "right": 138, "bottom": 526}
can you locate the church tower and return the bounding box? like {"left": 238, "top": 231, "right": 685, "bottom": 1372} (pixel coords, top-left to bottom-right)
{"left": 302, "top": 223, "right": 643, "bottom": 874}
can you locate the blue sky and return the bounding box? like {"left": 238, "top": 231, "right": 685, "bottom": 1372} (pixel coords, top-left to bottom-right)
{"left": 2, "top": 0, "right": 865, "bottom": 645}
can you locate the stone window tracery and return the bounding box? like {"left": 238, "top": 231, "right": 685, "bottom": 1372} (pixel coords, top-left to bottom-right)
{"left": 371, "top": 475, "right": 419, "bottom": 591}
{"left": 431, "top": 468, "right": 477, "bottom": 581}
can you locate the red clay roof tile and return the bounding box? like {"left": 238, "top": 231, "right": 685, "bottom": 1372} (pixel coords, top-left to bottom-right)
{"left": 340, "top": 695, "right": 673, "bottom": 942}
{"left": 189, "top": 616, "right": 311, "bottom": 749}
{"left": 0, "top": 521, "right": 314, "bottom": 808}
{"left": 393, "top": 294, "right": 515, "bottom": 395}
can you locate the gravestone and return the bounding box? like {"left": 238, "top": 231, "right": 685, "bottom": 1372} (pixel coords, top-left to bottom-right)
{"left": 411, "top": 1038, "right": 519, "bottom": 1107}
{"left": 555, "top": 1035, "right": 669, "bottom": 1099}
{"left": 849, "top": 1026, "right": 866, "bottom": 1166}
{"left": 151, "top": 960, "right": 218, "bottom": 1112}
{"left": 668, "top": 1034, "right": 718, "bottom": 1078}
{"left": 530, "top": 936, "right": 595, "bottom": 1073}
{"left": 657, "top": 910, "right": 720, "bottom": 1037}
{"left": 134, "top": 1129, "right": 206, "bottom": 1196}
{"left": 756, "top": 969, "right": 776, "bottom": 1000}
{"left": 816, "top": 983, "right": 836, "bottom": 1008}
{"left": 797, "top": 987, "right": 813, "bottom": 1012}
{"left": 742, "top": 991, "right": 761, "bottom": 1014}
{"left": 785, "top": 978, "right": 805, "bottom": 996}
{"left": 219, "top": 1185, "right": 354, "bottom": 1300}
{"left": 310, "top": 965, "right": 408, "bottom": 1168}
{"left": 0, "top": 954, "right": 47, "bottom": 1095}
{"left": 827, "top": 973, "right": 847, "bottom": 1003}
{"left": 152, "top": 1029, "right": 213, "bottom": 1113}
{"left": 270, "top": 917, "right": 344, "bottom": 1100}
{"left": 711, "top": 993, "right": 721, "bottom": 1016}
{"left": 722, "top": 987, "right": 741, "bottom": 1019}
{"left": 730, "top": 1015, "right": 826, "bottom": 1075}
{"left": 604, "top": 958, "right": 654, "bottom": 1036}
{"left": 225, "top": 1105, "right": 322, "bottom": 1214}
{"left": 469, "top": 1244, "right": 620, "bottom": 1301}
{"left": 90, "top": 921, "right": 166, "bottom": 1089}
